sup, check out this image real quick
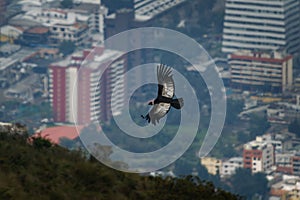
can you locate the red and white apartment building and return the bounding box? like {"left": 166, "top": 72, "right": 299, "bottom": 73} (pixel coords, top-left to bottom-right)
{"left": 49, "top": 46, "right": 126, "bottom": 125}
{"left": 243, "top": 135, "right": 275, "bottom": 173}
{"left": 229, "top": 50, "right": 293, "bottom": 92}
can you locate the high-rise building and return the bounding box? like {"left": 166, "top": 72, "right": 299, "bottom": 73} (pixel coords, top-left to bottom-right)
{"left": 229, "top": 50, "right": 293, "bottom": 92}
{"left": 243, "top": 135, "right": 275, "bottom": 173}
{"left": 222, "top": 0, "right": 300, "bottom": 54}
{"left": 49, "top": 47, "right": 126, "bottom": 125}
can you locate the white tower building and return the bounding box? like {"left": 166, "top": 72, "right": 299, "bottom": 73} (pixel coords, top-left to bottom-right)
{"left": 222, "top": 0, "right": 300, "bottom": 54}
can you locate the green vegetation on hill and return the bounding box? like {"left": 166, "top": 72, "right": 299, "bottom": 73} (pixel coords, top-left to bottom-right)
{"left": 0, "top": 132, "right": 240, "bottom": 199}
{"left": 228, "top": 168, "right": 269, "bottom": 199}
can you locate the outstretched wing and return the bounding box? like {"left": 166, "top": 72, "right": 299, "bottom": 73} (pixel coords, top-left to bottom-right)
{"left": 148, "top": 102, "right": 170, "bottom": 125}
{"left": 143, "top": 65, "right": 176, "bottom": 125}
{"left": 146, "top": 65, "right": 175, "bottom": 125}
{"left": 157, "top": 64, "right": 175, "bottom": 98}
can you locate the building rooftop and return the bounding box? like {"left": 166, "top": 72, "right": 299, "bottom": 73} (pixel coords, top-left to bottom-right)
{"left": 244, "top": 137, "right": 272, "bottom": 150}
{"left": 0, "top": 48, "right": 36, "bottom": 70}
{"left": 271, "top": 175, "right": 300, "bottom": 192}
{"left": 0, "top": 44, "right": 21, "bottom": 54}
{"left": 72, "top": 22, "right": 88, "bottom": 30}
{"left": 5, "top": 74, "right": 39, "bottom": 95}
{"left": 18, "top": 0, "right": 42, "bottom": 6}
{"left": 0, "top": 25, "right": 24, "bottom": 38}
{"left": 25, "top": 26, "right": 49, "bottom": 34}
{"left": 0, "top": 57, "right": 18, "bottom": 71}
{"left": 51, "top": 47, "right": 124, "bottom": 69}
{"left": 224, "top": 157, "right": 243, "bottom": 163}
{"left": 50, "top": 55, "right": 72, "bottom": 67}
{"left": 48, "top": 8, "right": 67, "bottom": 15}
{"left": 38, "top": 48, "right": 59, "bottom": 55}
{"left": 9, "top": 14, "right": 42, "bottom": 27}
{"left": 84, "top": 48, "right": 124, "bottom": 70}
{"left": 33, "top": 125, "right": 84, "bottom": 144}
{"left": 74, "top": 0, "right": 101, "bottom": 5}
{"left": 230, "top": 50, "right": 293, "bottom": 63}
{"left": 72, "top": 2, "right": 100, "bottom": 12}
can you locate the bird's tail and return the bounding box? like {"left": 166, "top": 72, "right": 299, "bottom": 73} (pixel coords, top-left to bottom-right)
{"left": 171, "top": 98, "right": 184, "bottom": 109}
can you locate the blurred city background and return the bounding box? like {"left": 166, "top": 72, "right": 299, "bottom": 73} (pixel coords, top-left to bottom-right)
{"left": 1, "top": 0, "right": 300, "bottom": 199}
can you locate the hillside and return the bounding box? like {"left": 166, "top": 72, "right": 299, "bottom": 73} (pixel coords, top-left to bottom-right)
{"left": 0, "top": 132, "right": 240, "bottom": 199}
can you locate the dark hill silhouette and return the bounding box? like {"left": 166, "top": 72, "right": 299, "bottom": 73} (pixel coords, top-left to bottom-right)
{"left": 0, "top": 132, "right": 240, "bottom": 200}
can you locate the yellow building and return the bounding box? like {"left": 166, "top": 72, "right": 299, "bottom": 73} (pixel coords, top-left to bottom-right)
{"left": 0, "top": 25, "right": 23, "bottom": 43}
{"left": 250, "top": 96, "right": 282, "bottom": 103}
{"left": 201, "top": 157, "right": 222, "bottom": 175}
{"left": 287, "top": 187, "right": 300, "bottom": 200}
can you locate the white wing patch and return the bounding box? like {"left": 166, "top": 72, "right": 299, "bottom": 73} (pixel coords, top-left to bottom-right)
{"left": 162, "top": 81, "right": 174, "bottom": 98}
{"left": 149, "top": 103, "right": 171, "bottom": 125}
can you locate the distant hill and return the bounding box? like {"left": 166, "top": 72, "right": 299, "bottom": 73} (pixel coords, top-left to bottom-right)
{"left": 0, "top": 132, "right": 240, "bottom": 199}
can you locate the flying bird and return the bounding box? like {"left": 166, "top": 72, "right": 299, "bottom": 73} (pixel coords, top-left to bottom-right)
{"left": 141, "top": 64, "right": 184, "bottom": 125}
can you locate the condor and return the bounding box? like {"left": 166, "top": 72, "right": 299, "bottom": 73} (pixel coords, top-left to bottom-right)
{"left": 141, "top": 64, "right": 184, "bottom": 125}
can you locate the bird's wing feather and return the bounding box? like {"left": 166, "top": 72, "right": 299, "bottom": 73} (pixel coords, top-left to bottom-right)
{"left": 157, "top": 64, "right": 175, "bottom": 98}
{"left": 146, "top": 64, "right": 175, "bottom": 125}
{"left": 148, "top": 102, "right": 171, "bottom": 125}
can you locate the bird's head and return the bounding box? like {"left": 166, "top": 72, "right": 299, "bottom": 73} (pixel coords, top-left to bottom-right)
{"left": 148, "top": 100, "right": 154, "bottom": 105}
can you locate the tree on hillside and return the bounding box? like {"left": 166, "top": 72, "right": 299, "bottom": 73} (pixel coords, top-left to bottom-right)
{"left": 0, "top": 132, "right": 241, "bottom": 199}
{"left": 226, "top": 99, "right": 244, "bottom": 125}
{"left": 249, "top": 113, "right": 270, "bottom": 139}
{"left": 229, "top": 168, "right": 268, "bottom": 199}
